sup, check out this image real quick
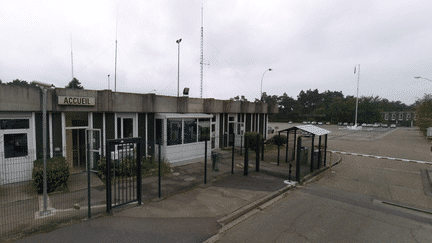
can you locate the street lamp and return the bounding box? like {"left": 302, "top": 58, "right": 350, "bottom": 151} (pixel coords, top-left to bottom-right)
{"left": 414, "top": 76, "right": 432, "bottom": 82}
{"left": 31, "top": 81, "right": 55, "bottom": 216}
{"left": 176, "top": 38, "right": 182, "bottom": 97}
{"left": 260, "top": 68, "right": 272, "bottom": 100}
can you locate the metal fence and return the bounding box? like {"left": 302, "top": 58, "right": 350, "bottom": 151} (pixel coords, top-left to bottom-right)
{"left": 0, "top": 133, "right": 331, "bottom": 241}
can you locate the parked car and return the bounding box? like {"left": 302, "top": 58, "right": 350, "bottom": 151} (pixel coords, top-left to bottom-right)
{"left": 349, "top": 123, "right": 354, "bottom": 126}
{"left": 382, "top": 124, "right": 388, "bottom": 128}
{"left": 302, "top": 121, "right": 307, "bottom": 125}
{"left": 390, "top": 124, "right": 396, "bottom": 128}
{"left": 338, "top": 122, "right": 342, "bottom": 126}
{"left": 362, "top": 123, "right": 367, "bottom": 127}
{"left": 318, "top": 122, "right": 323, "bottom": 125}
{"left": 343, "top": 122, "right": 348, "bottom": 126}
{"left": 311, "top": 121, "right": 317, "bottom": 125}
{"left": 373, "top": 124, "right": 379, "bottom": 128}
{"left": 288, "top": 121, "right": 293, "bottom": 124}
{"left": 307, "top": 121, "right": 311, "bottom": 124}
{"left": 367, "top": 124, "right": 373, "bottom": 127}
{"left": 326, "top": 122, "right": 331, "bottom": 125}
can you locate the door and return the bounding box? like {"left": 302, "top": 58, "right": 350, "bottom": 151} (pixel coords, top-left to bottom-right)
{"left": 86, "top": 129, "right": 101, "bottom": 170}
{"left": 72, "top": 129, "right": 86, "bottom": 170}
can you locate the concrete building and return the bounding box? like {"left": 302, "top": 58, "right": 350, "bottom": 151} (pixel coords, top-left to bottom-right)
{"left": 0, "top": 84, "right": 277, "bottom": 184}
{"left": 380, "top": 111, "right": 416, "bottom": 126}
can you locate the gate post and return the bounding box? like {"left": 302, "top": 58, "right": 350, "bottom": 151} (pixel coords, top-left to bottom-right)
{"left": 296, "top": 136, "right": 302, "bottom": 182}
{"left": 158, "top": 141, "right": 162, "bottom": 198}
{"left": 244, "top": 137, "right": 249, "bottom": 176}
{"left": 256, "top": 133, "right": 260, "bottom": 172}
{"left": 205, "top": 137, "right": 208, "bottom": 184}
{"left": 106, "top": 142, "right": 113, "bottom": 214}
{"left": 232, "top": 133, "right": 235, "bottom": 174}
{"left": 137, "top": 139, "right": 142, "bottom": 205}
{"left": 310, "top": 134, "right": 315, "bottom": 173}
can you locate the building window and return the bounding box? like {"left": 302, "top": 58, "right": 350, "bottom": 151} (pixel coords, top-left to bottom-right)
{"left": 4, "top": 133, "right": 28, "bottom": 158}
{"left": 0, "top": 119, "right": 29, "bottom": 130}
{"left": 399, "top": 113, "right": 403, "bottom": 120}
{"left": 117, "top": 116, "right": 134, "bottom": 139}
{"left": 392, "top": 114, "right": 396, "bottom": 120}
{"left": 198, "top": 119, "right": 210, "bottom": 141}
{"left": 184, "top": 119, "right": 197, "bottom": 144}
{"left": 406, "top": 114, "right": 411, "bottom": 120}
{"left": 414, "top": 114, "right": 418, "bottom": 120}
{"left": 385, "top": 114, "right": 389, "bottom": 121}
{"left": 167, "top": 119, "right": 182, "bottom": 145}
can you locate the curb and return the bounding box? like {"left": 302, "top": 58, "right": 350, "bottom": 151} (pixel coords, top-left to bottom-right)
{"left": 202, "top": 153, "right": 343, "bottom": 243}
{"left": 203, "top": 183, "right": 297, "bottom": 243}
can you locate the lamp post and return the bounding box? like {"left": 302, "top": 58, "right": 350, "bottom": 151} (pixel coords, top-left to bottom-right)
{"left": 32, "top": 81, "right": 55, "bottom": 216}
{"left": 176, "top": 38, "right": 182, "bottom": 97}
{"left": 260, "top": 68, "right": 272, "bottom": 100}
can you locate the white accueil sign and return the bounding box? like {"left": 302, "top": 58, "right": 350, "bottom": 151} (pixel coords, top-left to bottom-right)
{"left": 58, "top": 96, "right": 95, "bottom": 106}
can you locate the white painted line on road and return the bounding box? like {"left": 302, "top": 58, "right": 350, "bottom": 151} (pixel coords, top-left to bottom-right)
{"left": 327, "top": 150, "right": 432, "bottom": 164}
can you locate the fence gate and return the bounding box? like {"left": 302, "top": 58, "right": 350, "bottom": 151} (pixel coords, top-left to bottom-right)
{"left": 106, "top": 137, "right": 142, "bottom": 213}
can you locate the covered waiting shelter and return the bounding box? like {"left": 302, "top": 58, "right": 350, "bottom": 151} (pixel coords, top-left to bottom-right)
{"left": 277, "top": 125, "right": 331, "bottom": 172}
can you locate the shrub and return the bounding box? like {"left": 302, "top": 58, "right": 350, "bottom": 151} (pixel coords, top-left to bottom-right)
{"left": 96, "top": 156, "right": 172, "bottom": 182}
{"left": 268, "top": 134, "right": 287, "bottom": 146}
{"left": 244, "top": 132, "right": 263, "bottom": 151}
{"left": 32, "top": 157, "right": 70, "bottom": 194}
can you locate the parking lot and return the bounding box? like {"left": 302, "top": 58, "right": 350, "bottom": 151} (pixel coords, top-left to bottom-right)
{"left": 269, "top": 122, "right": 430, "bottom": 162}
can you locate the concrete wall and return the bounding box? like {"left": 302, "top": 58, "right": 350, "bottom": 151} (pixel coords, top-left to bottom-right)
{"left": 0, "top": 86, "right": 274, "bottom": 115}
{"left": 0, "top": 84, "right": 41, "bottom": 111}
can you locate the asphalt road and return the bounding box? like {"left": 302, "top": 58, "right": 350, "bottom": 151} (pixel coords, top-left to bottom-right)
{"left": 217, "top": 124, "right": 432, "bottom": 242}
{"left": 216, "top": 184, "right": 432, "bottom": 243}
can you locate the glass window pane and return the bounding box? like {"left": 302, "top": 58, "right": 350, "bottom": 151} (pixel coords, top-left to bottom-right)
{"left": 198, "top": 119, "right": 210, "bottom": 142}
{"left": 123, "top": 118, "right": 133, "bottom": 138}
{"left": 4, "top": 133, "right": 28, "bottom": 158}
{"left": 184, "top": 119, "right": 197, "bottom": 144}
{"left": 167, "top": 119, "right": 182, "bottom": 145}
{"left": 0, "top": 119, "right": 29, "bottom": 130}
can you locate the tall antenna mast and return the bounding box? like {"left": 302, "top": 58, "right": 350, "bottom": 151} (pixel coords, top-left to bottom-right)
{"left": 200, "top": 5, "right": 204, "bottom": 98}
{"left": 114, "top": 8, "right": 118, "bottom": 92}
{"left": 70, "top": 34, "right": 74, "bottom": 80}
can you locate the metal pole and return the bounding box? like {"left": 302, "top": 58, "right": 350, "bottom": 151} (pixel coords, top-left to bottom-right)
{"left": 285, "top": 131, "right": 289, "bottom": 163}
{"left": 318, "top": 136, "right": 322, "bottom": 169}
{"left": 296, "top": 136, "right": 302, "bottom": 182}
{"left": 205, "top": 137, "right": 208, "bottom": 184}
{"left": 158, "top": 142, "right": 161, "bottom": 198}
{"left": 244, "top": 137, "right": 248, "bottom": 176}
{"left": 42, "top": 88, "right": 50, "bottom": 216}
{"left": 256, "top": 134, "right": 260, "bottom": 172}
{"left": 231, "top": 133, "right": 235, "bottom": 174}
{"left": 176, "top": 39, "right": 182, "bottom": 97}
{"left": 324, "top": 134, "right": 328, "bottom": 166}
{"left": 87, "top": 136, "right": 91, "bottom": 219}
{"left": 355, "top": 64, "right": 360, "bottom": 127}
{"left": 310, "top": 135, "right": 315, "bottom": 172}
{"left": 277, "top": 131, "right": 280, "bottom": 166}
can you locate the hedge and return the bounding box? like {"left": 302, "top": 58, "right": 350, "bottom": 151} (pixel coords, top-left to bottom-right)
{"left": 32, "top": 157, "right": 70, "bottom": 194}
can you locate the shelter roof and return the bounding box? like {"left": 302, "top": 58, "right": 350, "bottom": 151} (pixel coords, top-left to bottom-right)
{"left": 280, "top": 125, "right": 331, "bottom": 136}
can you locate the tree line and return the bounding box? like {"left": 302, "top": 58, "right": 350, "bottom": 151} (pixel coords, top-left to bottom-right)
{"left": 0, "top": 78, "right": 84, "bottom": 89}
{"left": 260, "top": 89, "right": 413, "bottom": 124}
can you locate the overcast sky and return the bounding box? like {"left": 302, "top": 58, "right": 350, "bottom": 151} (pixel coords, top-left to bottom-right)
{"left": 1, "top": 0, "right": 431, "bottom": 105}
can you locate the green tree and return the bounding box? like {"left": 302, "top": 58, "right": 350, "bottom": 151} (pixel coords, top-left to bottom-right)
{"left": 65, "top": 78, "right": 84, "bottom": 89}
{"left": 414, "top": 94, "right": 432, "bottom": 137}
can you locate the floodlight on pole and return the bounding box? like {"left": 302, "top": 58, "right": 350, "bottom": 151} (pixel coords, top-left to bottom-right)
{"left": 176, "top": 38, "right": 182, "bottom": 97}
{"left": 260, "top": 68, "right": 272, "bottom": 100}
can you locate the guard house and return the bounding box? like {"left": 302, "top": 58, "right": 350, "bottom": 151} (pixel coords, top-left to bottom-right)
{"left": 277, "top": 125, "right": 331, "bottom": 168}
{"left": 0, "top": 84, "right": 278, "bottom": 185}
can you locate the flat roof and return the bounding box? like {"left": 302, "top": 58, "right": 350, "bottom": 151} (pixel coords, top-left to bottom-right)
{"left": 279, "top": 124, "right": 331, "bottom": 136}
{"left": 155, "top": 113, "right": 213, "bottom": 119}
